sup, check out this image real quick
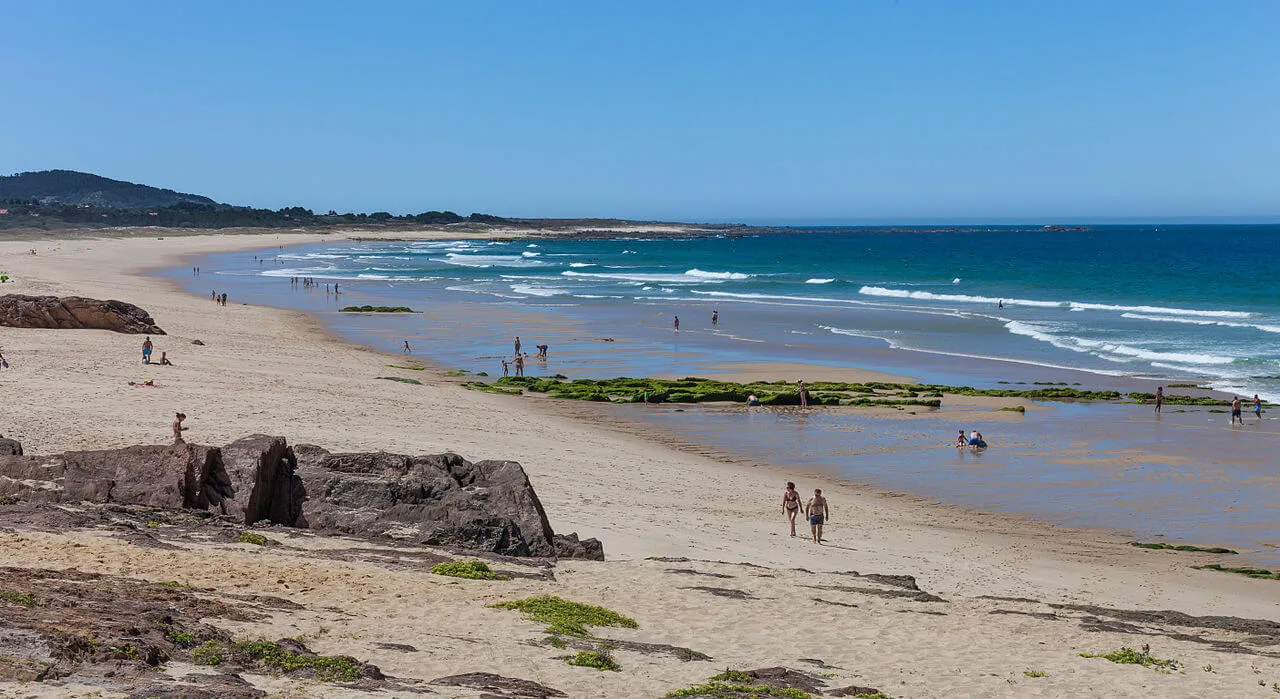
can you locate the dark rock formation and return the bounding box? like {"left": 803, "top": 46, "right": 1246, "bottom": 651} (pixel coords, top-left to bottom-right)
{"left": 292, "top": 445, "right": 602, "bottom": 559}
{"left": 0, "top": 294, "right": 164, "bottom": 334}
{"left": 431, "top": 672, "right": 567, "bottom": 698}
{"left": 0, "top": 436, "right": 602, "bottom": 559}
{"left": 0, "top": 435, "right": 20, "bottom": 456}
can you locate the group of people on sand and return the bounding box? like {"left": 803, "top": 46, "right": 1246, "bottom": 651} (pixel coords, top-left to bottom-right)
{"left": 502, "top": 336, "right": 549, "bottom": 377}
{"left": 782, "top": 482, "right": 830, "bottom": 543}
{"left": 209, "top": 290, "right": 228, "bottom": 306}
{"left": 141, "top": 337, "right": 173, "bottom": 366}
{"left": 955, "top": 429, "right": 987, "bottom": 450}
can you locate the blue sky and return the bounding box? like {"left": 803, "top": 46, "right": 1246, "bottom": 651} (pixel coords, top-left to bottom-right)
{"left": 1, "top": 1, "right": 1276, "bottom": 222}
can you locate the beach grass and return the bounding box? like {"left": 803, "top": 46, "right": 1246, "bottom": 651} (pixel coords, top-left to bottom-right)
{"left": 487, "top": 595, "right": 637, "bottom": 637}
{"left": 1079, "top": 647, "right": 1179, "bottom": 672}
{"left": 430, "top": 560, "right": 509, "bottom": 580}
{"left": 565, "top": 648, "right": 621, "bottom": 672}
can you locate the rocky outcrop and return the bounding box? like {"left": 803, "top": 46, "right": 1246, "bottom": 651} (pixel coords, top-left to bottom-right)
{"left": 291, "top": 446, "right": 600, "bottom": 558}
{"left": 0, "top": 436, "right": 603, "bottom": 559}
{"left": 0, "top": 435, "right": 21, "bottom": 456}
{"left": 0, "top": 294, "right": 164, "bottom": 334}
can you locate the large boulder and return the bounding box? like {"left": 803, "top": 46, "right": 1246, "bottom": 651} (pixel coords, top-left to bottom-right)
{"left": 292, "top": 447, "right": 600, "bottom": 558}
{"left": 0, "top": 436, "right": 21, "bottom": 456}
{"left": 0, "top": 437, "right": 603, "bottom": 559}
{"left": 0, "top": 294, "right": 164, "bottom": 334}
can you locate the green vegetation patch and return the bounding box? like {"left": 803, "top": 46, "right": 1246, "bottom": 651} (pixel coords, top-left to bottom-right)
{"left": 1023, "top": 670, "right": 1048, "bottom": 678}
{"left": 430, "top": 560, "right": 509, "bottom": 580}
{"left": 191, "top": 640, "right": 364, "bottom": 682}
{"left": 0, "top": 589, "right": 36, "bottom": 607}
{"left": 1127, "top": 392, "right": 1240, "bottom": 406}
{"left": 1193, "top": 563, "right": 1280, "bottom": 580}
{"left": 665, "top": 683, "right": 814, "bottom": 698}
{"left": 710, "top": 669, "right": 756, "bottom": 683}
{"left": 461, "top": 381, "right": 523, "bottom": 395}
{"left": 385, "top": 364, "right": 425, "bottom": 371}
{"left": 376, "top": 376, "right": 422, "bottom": 385}
{"left": 235, "top": 531, "right": 269, "bottom": 546}
{"left": 487, "top": 595, "right": 638, "bottom": 637}
{"left": 167, "top": 630, "right": 198, "bottom": 646}
{"left": 1079, "top": 647, "right": 1180, "bottom": 672}
{"left": 997, "top": 405, "right": 1026, "bottom": 413}
{"left": 339, "top": 305, "right": 416, "bottom": 313}
{"left": 1130, "top": 542, "right": 1238, "bottom": 554}
{"left": 491, "top": 375, "right": 1129, "bottom": 407}
{"left": 565, "top": 649, "right": 621, "bottom": 672}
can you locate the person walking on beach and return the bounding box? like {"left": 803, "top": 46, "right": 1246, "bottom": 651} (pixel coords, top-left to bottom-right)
{"left": 220, "top": 293, "right": 227, "bottom": 306}
{"left": 673, "top": 315, "right": 680, "bottom": 332}
{"left": 142, "top": 337, "right": 153, "bottom": 364}
{"left": 0, "top": 350, "right": 8, "bottom": 370}
{"left": 1255, "top": 394, "right": 1264, "bottom": 421}
{"left": 797, "top": 380, "right": 809, "bottom": 408}
{"left": 782, "top": 482, "right": 801, "bottom": 537}
{"left": 514, "top": 336, "right": 521, "bottom": 355}
{"left": 1154, "top": 386, "right": 1163, "bottom": 414}
{"left": 712, "top": 310, "right": 718, "bottom": 327}
{"left": 403, "top": 339, "right": 411, "bottom": 353}
{"left": 1232, "top": 396, "right": 1244, "bottom": 425}
{"left": 805, "top": 488, "right": 829, "bottom": 544}
{"left": 172, "top": 413, "right": 188, "bottom": 444}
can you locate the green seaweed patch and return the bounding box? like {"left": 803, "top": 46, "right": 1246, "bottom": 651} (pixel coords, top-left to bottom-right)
{"left": 192, "top": 640, "right": 364, "bottom": 682}
{"left": 1079, "top": 647, "right": 1180, "bottom": 672}
{"left": 487, "top": 595, "right": 638, "bottom": 637}
{"left": 1023, "top": 670, "right": 1048, "bottom": 678}
{"left": 339, "top": 305, "right": 416, "bottom": 313}
{"left": 1127, "top": 392, "right": 1242, "bottom": 406}
{"left": 430, "top": 560, "right": 509, "bottom": 580}
{"left": 566, "top": 649, "right": 620, "bottom": 672}
{"left": 1130, "top": 542, "right": 1238, "bottom": 554}
{"left": 462, "top": 381, "right": 523, "bottom": 395}
{"left": 385, "top": 364, "right": 425, "bottom": 371}
{"left": 376, "top": 376, "right": 422, "bottom": 385}
{"left": 997, "top": 405, "right": 1026, "bottom": 413}
{"left": 1193, "top": 563, "right": 1280, "bottom": 580}
{"left": 235, "top": 531, "right": 269, "bottom": 546}
{"left": 665, "top": 683, "right": 814, "bottom": 698}
{"left": 0, "top": 589, "right": 36, "bottom": 607}
{"left": 1166, "top": 383, "right": 1205, "bottom": 389}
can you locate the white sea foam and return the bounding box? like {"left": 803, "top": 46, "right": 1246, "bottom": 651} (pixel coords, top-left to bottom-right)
{"left": 522, "top": 251, "right": 541, "bottom": 258}
{"left": 568, "top": 263, "right": 596, "bottom": 268}
{"left": 560, "top": 269, "right": 750, "bottom": 284}
{"left": 1121, "top": 312, "right": 1280, "bottom": 334}
{"left": 859, "top": 286, "right": 1251, "bottom": 319}
{"left": 1004, "top": 320, "right": 1235, "bottom": 366}
{"left": 805, "top": 278, "right": 835, "bottom": 284}
{"left": 434, "top": 253, "right": 544, "bottom": 268}
{"left": 510, "top": 284, "right": 565, "bottom": 297}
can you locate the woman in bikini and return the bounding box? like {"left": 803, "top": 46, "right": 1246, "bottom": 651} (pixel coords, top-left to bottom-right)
{"left": 782, "top": 482, "right": 802, "bottom": 537}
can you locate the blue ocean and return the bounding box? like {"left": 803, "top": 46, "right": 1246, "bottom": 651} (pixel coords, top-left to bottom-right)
{"left": 194, "top": 225, "right": 1280, "bottom": 399}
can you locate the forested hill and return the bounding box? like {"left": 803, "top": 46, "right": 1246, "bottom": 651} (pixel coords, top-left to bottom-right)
{"left": 0, "top": 170, "right": 218, "bottom": 208}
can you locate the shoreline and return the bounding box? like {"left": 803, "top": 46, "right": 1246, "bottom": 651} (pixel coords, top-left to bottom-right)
{"left": 4, "top": 229, "right": 1280, "bottom": 697}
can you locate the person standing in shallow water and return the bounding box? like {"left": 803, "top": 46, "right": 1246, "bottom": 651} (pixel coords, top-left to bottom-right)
{"left": 1231, "top": 396, "right": 1244, "bottom": 426}
{"left": 712, "top": 310, "right": 718, "bottom": 327}
{"left": 797, "top": 380, "right": 808, "bottom": 408}
{"left": 673, "top": 315, "right": 679, "bottom": 332}
{"left": 514, "top": 336, "right": 521, "bottom": 355}
{"left": 805, "top": 488, "right": 829, "bottom": 543}
{"left": 1256, "top": 394, "right": 1264, "bottom": 421}
{"left": 782, "top": 482, "right": 801, "bottom": 537}
{"left": 1154, "top": 386, "right": 1163, "bottom": 414}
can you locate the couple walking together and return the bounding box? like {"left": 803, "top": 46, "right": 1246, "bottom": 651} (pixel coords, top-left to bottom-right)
{"left": 783, "top": 482, "right": 829, "bottom": 544}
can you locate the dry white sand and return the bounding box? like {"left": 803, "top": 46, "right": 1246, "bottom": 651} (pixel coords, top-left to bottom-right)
{"left": 2, "top": 230, "right": 1280, "bottom": 698}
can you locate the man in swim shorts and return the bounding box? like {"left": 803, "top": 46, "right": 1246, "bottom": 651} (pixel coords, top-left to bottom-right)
{"left": 1232, "top": 396, "right": 1244, "bottom": 425}
{"left": 805, "top": 488, "right": 829, "bottom": 544}
{"left": 142, "top": 337, "right": 153, "bottom": 364}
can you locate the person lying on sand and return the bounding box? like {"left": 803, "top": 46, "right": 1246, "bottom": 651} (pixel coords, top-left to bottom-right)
{"left": 805, "top": 488, "right": 829, "bottom": 543}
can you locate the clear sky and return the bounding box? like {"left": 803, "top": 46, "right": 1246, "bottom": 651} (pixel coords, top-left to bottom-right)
{"left": 1, "top": 1, "right": 1276, "bottom": 223}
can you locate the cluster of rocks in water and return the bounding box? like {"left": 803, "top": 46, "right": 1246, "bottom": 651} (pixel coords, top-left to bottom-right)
{"left": 0, "top": 434, "right": 602, "bottom": 560}
{"left": 0, "top": 294, "right": 164, "bottom": 334}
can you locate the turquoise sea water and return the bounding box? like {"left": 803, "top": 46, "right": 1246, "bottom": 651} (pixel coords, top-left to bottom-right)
{"left": 190, "top": 225, "right": 1280, "bottom": 399}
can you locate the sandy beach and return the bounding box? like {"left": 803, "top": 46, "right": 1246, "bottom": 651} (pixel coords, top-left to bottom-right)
{"left": 3, "top": 229, "right": 1280, "bottom": 698}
